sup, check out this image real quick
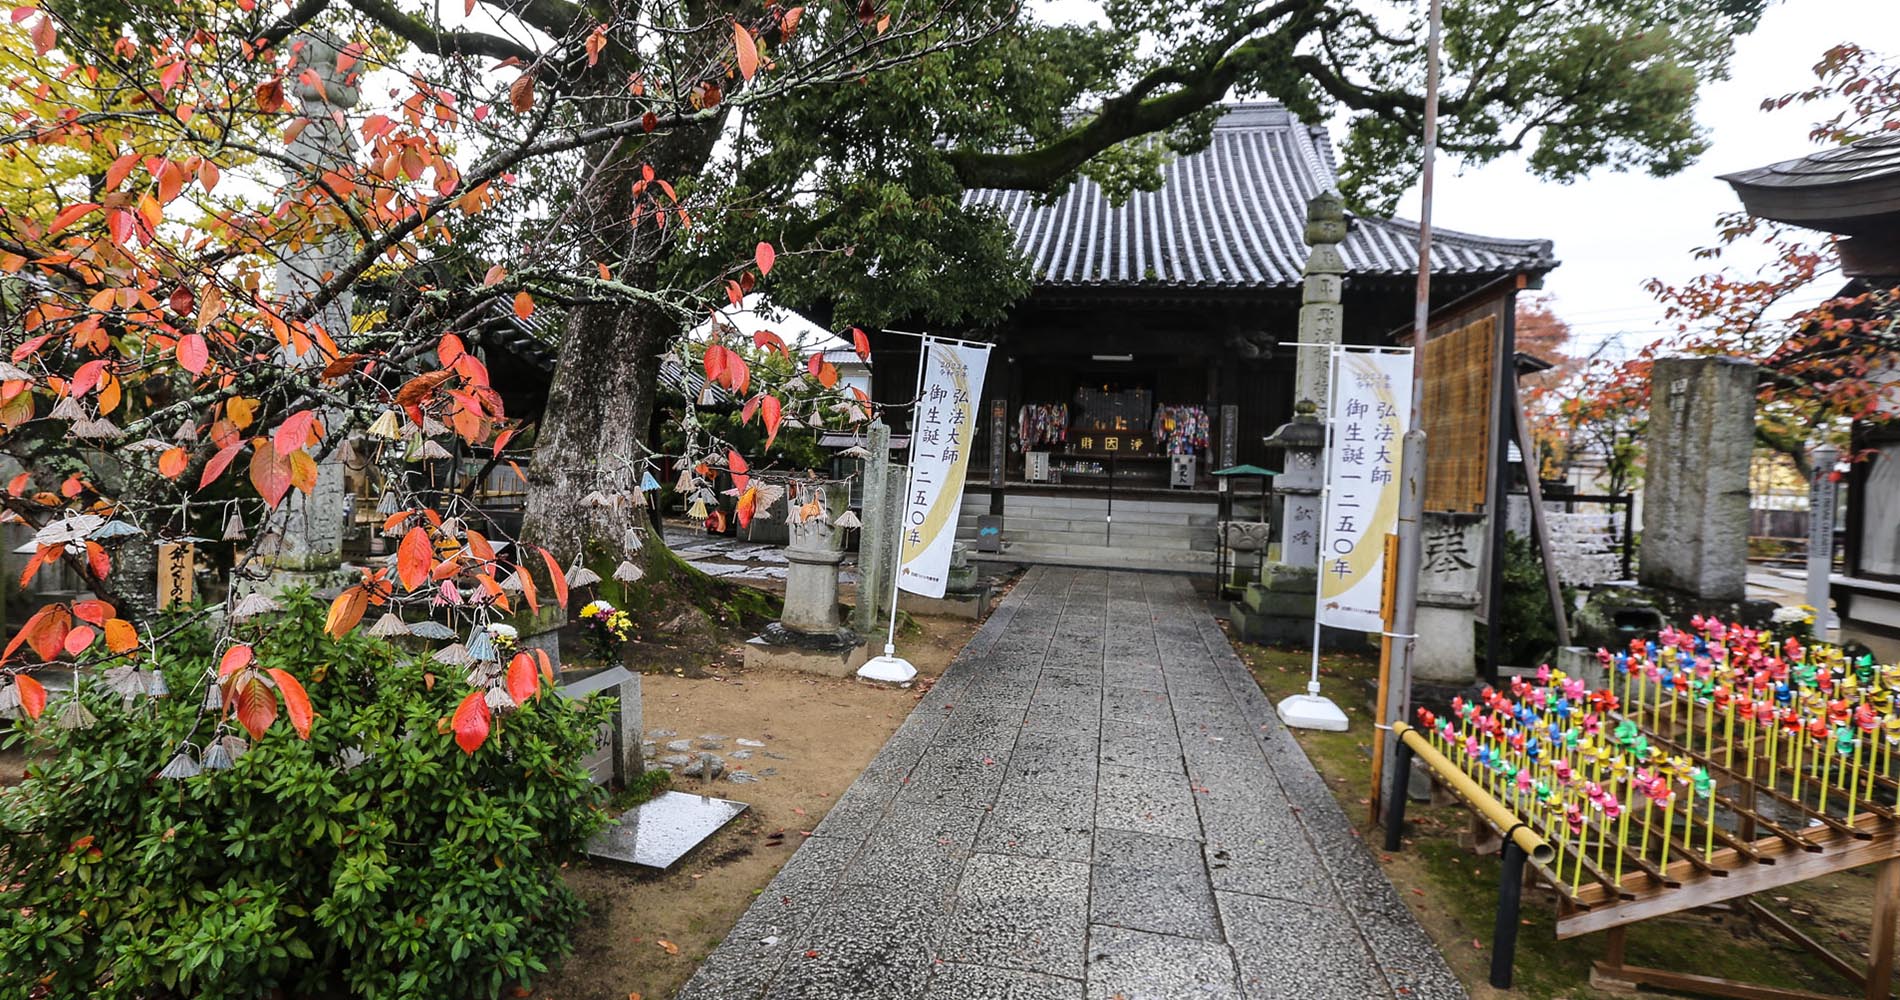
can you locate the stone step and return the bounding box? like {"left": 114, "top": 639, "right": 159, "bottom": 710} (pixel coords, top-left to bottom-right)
{"left": 958, "top": 514, "right": 1215, "bottom": 539}
{"left": 954, "top": 525, "right": 1216, "bottom": 553}
{"left": 976, "top": 539, "right": 1216, "bottom": 573}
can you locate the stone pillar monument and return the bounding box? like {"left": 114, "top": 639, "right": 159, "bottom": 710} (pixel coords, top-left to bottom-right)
{"left": 1414, "top": 513, "right": 1484, "bottom": 683}
{"left": 1230, "top": 191, "right": 1351, "bottom": 646}
{"left": 1639, "top": 356, "right": 1756, "bottom": 602}
{"left": 850, "top": 421, "right": 892, "bottom": 634}
{"left": 744, "top": 480, "right": 870, "bottom": 676}
{"left": 1293, "top": 190, "right": 1348, "bottom": 410}
{"left": 254, "top": 31, "right": 358, "bottom": 587}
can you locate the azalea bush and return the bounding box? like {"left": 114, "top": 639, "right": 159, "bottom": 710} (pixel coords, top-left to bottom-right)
{"left": 0, "top": 592, "right": 611, "bottom": 1000}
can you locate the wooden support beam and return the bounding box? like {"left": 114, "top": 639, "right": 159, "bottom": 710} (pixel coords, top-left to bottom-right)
{"left": 1591, "top": 962, "right": 1862, "bottom": 1000}
{"left": 1870, "top": 859, "right": 1899, "bottom": 1000}
{"left": 1742, "top": 899, "right": 1867, "bottom": 990}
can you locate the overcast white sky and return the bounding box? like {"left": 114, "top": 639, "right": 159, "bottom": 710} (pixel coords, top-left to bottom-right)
{"left": 1404, "top": 0, "right": 1900, "bottom": 357}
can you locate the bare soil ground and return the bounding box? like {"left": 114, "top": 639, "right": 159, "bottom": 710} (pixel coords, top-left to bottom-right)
{"left": 532, "top": 609, "right": 983, "bottom": 1000}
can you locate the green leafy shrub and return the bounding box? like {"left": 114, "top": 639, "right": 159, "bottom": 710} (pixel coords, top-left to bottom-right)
{"left": 0, "top": 591, "right": 611, "bottom": 1000}
{"left": 1483, "top": 531, "right": 1575, "bottom": 669}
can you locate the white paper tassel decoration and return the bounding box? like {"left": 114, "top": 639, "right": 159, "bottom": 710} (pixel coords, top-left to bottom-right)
{"left": 832, "top": 509, "right": 862, "bottom": 529}
{"left": 222, "top": 511, "right": 247, "bottom": 541}
{"left": 566, "top": 561, "right": 601, "bottom": 587}
{"left": 367, "top": 410, "right": 402, "bottom": 439}
{"left": 367, "top": 612, "right": 407, "bottom": 637}
{"left": 0, "top": 682, "right": 20, "bottom": 717}
{"left": 579, "top": 490, "right": 611, "bottom": 510}
{"left": 416, "top": 439, "right": 451, "bottom": 461}
{"left": 465, "top": 626, "right": 497, "bottom": 663}
{"left": 157, "top": 749, "right": 201, "bottom": 780}
{"left": 204, "top": 684, "right": 225, "bottom": 710}
{"left": 50, "top": 396, "right": 85, "bottom": 421}
{"left": 201, "top": 739, "right": 234, "bottom": 771}
{"left": 621, "top": 527, "right": 644, "bottom": 552}
{"left": 74, "top": 418, "right": 124, "bottom": 441}
{"left": 432, "top": 643, "right": 471, "bottom": 666}
{"left": 377, "top": 490, "right": 401, "bottom": 516}
{"left": 145, "top": 670, "right": 170, "bottom": 697}
{"left": 231, "top": 593, "right": 281, "bottom": 621}
{"left": 484, "top": 685, "right": 514, "bottom": 711}
{"left": 613, "top": 560, "right": 644, "bottom": 583}
{"left": 499, "top": 572, "right": 524, "bottom": 594}
{"left": 675, "top": 469, "right": 695, "bottom": 492}
{"left": 56, "top": 697, "right": 96, "bottom": 730}
{"left": 173, "top": 420, "right": 199, "bottom": 441}
{"left": 219, "top": 734, "right": 250, "bottom": 763}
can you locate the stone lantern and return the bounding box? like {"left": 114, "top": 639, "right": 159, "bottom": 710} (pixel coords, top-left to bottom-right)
{"left": 743, "top": 478, "right": 871, "bottom": 676}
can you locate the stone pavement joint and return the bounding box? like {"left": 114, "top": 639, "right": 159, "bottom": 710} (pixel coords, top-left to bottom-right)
{"left": 676, "top": 566, "right": 1466, "bottom": 1000}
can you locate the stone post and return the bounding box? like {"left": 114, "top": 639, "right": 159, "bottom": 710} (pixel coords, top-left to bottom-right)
{"left": 744, "top": 480, "right": 870, "bottom": 676}
{"left": 1807, "top": 442, "right": 1839, "bottom": 630}
{"left": 1293, "top": 191, "right": 1348, "bottom": 411}
{"left": 1638, "top": 356, "right": 1756, "bottom": 602}
{"left": 850, "top": 420, "right": 891, "bottom": 633}
{"left": 255, "top": 32, "right": 358, "bottom": 587}
{"left": 1413, "top": 513, "right": 1483, "bottom": 683}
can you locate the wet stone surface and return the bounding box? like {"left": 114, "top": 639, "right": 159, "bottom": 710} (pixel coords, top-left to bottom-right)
{"left": 674, "top": 567, "right": 1464, "bottom": 1000}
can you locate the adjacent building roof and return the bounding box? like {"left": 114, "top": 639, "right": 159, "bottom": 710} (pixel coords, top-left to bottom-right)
{"left": 1721, "top": 132, "right": 1900, "bottom": 233}
{"left": 962, "top": 102, "right": 1556, "bottom": 291}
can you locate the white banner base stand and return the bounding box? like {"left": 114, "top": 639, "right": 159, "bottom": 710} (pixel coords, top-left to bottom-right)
{"left": 1277, "top": 682, "right": 1350, "bottom": 732}
{"left": 857, "top": 653, "right": 917, "bottom": 684}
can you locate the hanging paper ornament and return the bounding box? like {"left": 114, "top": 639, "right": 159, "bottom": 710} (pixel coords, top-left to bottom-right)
{"left": 434, "top": 580, "right": 465, "bottom": 606}
{"left": 173, "top": 420, "right": 200, "bottom": 442}
{"left": 219, "top": 734, "right": 250, "bottom": 762}
{"left": 50, "top": 396, "right": 85, "bottom": 421}
{"left": 0, "top": 360, "right": 30, "bottom": 380}
{"left": 230, "top": 592, "right": 280, "bottom": 621}
{"left": 567, "top": 562, "right": 602, "bottom": 587}
{"left": 687, "top": 498, "right": 710, "bottom": 519}
{"left": 676, "top": 469, "right": 696, "bottom": 492}
{"left": 89, "top": 519, "right": 143, "bottom": 541}
{"left": 103, "top": 665, "right": 144, "bottom": 696}
{"left": 157, "top": 749, "right": 201, "bottom": 780}
{"left": 839, "top": 444, "right": 871, "bottom": 459}
{"left": 333, "top": 438, "right": 359, "bottom": 466}
{"left": 640, "top": 470, "right": 661, "bottom": 492}
{"left": 629, "top": 487, "right": 648, "bottom": 508}
{"left": 579, "top": 490, "right": 612, "bottom": 510}
{"left": 146, "top": 670, "right": 170, "bottom": 697}
{"left": 335, "top": 745, "right": 366, "bottom": 771}
{"left": 222, "top": 510, "right": 248, "bottom": 541}
{"left": 614, "top": 560, "right": 645, "bottom": 583}
{"left": 368, "top": 612, "right": 408, "bottom": 637}
{"left": 465, "top": 625, "right": 498, "bottom": 663}
{"left": 432, "top": 643, "right": 472, "bottom": 666}
{"left": 367, "top": 410, "right": 403, "bottom": 439}
{"left": 0, "top": 683, "right": 19, "bottom": 718}
{"left": 377, "top": 490, "right": 401, "bottom": 516}
{"left": 416, "top": 439, "right": 452, "bottom": 461}
{"left": 419, "top": 416, "right": 449, "bottom": 437}
{"left": 832, "top": 510, "right": 862, "bottom": 529}
{"left": 485, "top": 685, "right": 514, "bottom": 711}
{"left": 754, "top": 483, "right": 786, "bottom": 508}
{"left": 56, "top": 697, "right": 96, "bottom": 730}
{"left": 407, "top": 620, "right": 456, "bottom": 640}
{"left": 499, "top": 572, "right": 525, "bottom": 594}
{"left": 201, "top": 739, "right": 234, "bottom": 771}
{"left": 74, "top": 418, "right": 125, "bottom": 441}
{"left": 203, "top": 684, "right": 225, "bottom": 710}
{"left": 622, "top": 527, "right": 645, "bottom": 551}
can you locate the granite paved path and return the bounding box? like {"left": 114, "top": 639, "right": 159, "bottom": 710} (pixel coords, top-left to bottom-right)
{"left": 677, "top": 567, "right": 1465, "bottom": 1000}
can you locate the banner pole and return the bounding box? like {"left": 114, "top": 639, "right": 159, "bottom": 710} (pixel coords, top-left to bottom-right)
{"left": 859, "top": 336, "right": 933, "bottom": 683}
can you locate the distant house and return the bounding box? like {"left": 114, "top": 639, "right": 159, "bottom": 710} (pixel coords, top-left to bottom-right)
{"left": 1723, "top": 134, "right": 1900, "bottom": 658}
{"left": 863, "top": 102, "right": 1558, "bottom": 571}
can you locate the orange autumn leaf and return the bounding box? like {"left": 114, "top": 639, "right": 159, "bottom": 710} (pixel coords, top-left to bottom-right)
{"left": 326, "top": 585, "right": 369, "bottom": 638}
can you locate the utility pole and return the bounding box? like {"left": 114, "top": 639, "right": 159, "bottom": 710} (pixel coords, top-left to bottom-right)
{"left": 1375, "top": 0, "right": 1441, "bottom": 827}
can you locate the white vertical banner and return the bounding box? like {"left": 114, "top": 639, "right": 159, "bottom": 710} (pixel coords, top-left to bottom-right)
{"left": 1317, "top": 347, "right": 1414, "bottom": 632}
{"left": 897, "top": 338, "right": 991, "bottom": 598}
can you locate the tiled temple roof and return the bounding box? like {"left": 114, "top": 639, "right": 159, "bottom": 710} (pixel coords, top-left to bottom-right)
{"left": 962, "top": 103, "right": 1555, "bottom": 290}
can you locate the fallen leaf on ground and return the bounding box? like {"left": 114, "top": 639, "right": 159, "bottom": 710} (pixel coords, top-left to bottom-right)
{"left": 657, "top": 939, "right": 680, "bottom": 955}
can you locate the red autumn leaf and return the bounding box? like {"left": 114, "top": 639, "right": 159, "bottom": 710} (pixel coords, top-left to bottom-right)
{"left": 47, "top": 201, "right": 97, "bottom": 235}
{"left": 15, "top": 674, "right": 46, "bottom": 719}
{"left": 235, "top": 676, "right": 277, "bottom": 740}
{"left": 84, "top": 541, "right": 109, "bottom": 581}
{"left": 199, "top": 439, "right": 244, "bottom": 490}
{"left": 762, "top": 395, "right": 783, "bottom": 449}
{"left": 733, "top": 22, "right": 759, "bottom": 81}
{"left": 397, "top": 526, "right": 432, "bottom": 591}
{"left": 537, "top": 547, "right": 569, "bottom": 609}
{"left": 274, "top": 410, "right": 317, "bottom": 455}
{"left": 268, "top": 668, "right": 315, "bottom": 739}
{"left": 704, "top": 343, "right": 729, "bottom": 383}
{"left": 71, "top": 599, "right": 114, "bottom": 626}
{"left": 452, "top": 689, "right": 491, "bottom": 753}
{"left": 219, "top": 643, "right": 254, "bottom": 678}
{"left": 249, "top": 443, "right": 295, "bottom": 508}
{"left": 326, "top": 586, "right": 369, "bottom": 638}
{"left": 816, "top": 362, "right": 839, "bottom": 389}
{"left": 438, "top": 332, "right": 468, "bottom": 367}
{"left": 62, "top": 625, "right": 96, "bottom": 656}
{"left": 515, "top": 559, "right": 540, "bottom": 612}
{"left": 9, "top": 604, "right": 72, "bottom": 663}
{"left": 512, "top": 290, "right": 535, "bottom": 320}
{"left": 506, "top": 652, "right": 539, "bottom": 704}
{"left": 754, "top": 241, "right": 775, "bottom": 275}
{"left": 509, "top": 72, "right": 536, "bottom": 113}
{"left": 736, "top": 486, "right": 758, "bottom": 528}
{"left": 852, "top": 326, "right": 871, "bottom": 360}
{"left": 482, "top": 264, "right": 507, "bottom": 287}
{"left": 177, "top": 333, "right": 209, "bottom": 374}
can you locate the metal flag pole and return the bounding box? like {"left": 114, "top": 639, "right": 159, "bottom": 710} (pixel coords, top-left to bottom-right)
{"left": 859, "top": 335, "right": 934, "bottom": 683}
{"left": 1279, "top": 343, "right": 1351, "bottom": 731}
{"left": 1378, "top": 0, "right": 1442, "bottom": 828}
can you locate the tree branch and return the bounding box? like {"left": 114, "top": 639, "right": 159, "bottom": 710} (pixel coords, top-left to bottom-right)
{"left": 343, "top": 0, "right": 539, "bottom": 63}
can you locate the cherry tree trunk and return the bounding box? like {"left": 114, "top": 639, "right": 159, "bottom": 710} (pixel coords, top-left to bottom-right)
{"left": 518, "top": 121, "right": 725, "bottom": 567}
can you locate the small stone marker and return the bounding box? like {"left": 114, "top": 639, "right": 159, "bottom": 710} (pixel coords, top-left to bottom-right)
{"left": 555, "top": 666, "right": 643, "bottom": 786}
{"left": 585, "top": 792, "right": 749, "bottom": 869}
